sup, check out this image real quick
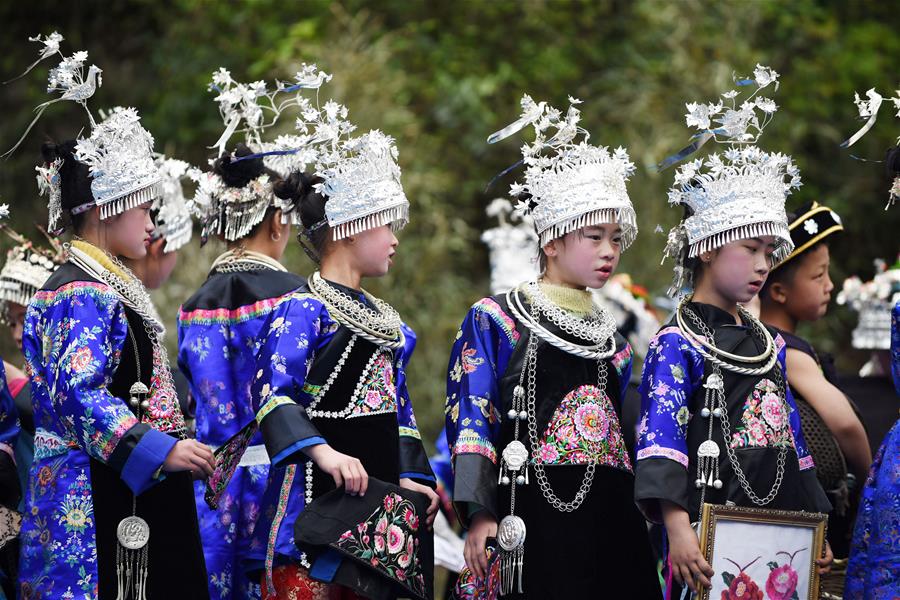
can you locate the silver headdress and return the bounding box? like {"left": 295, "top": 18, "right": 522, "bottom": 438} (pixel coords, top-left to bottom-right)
{"left": 487, "top": 94, "right": 638, "bottom": 249}
{"left": 76, "top": 106, "right": 163, "bottom": 220}
{"left": 312, "top": 119, "right": 410, "bottom": 240}
{"left": 0, "top": 202, "right": 61, "bottom": 320}
{"left": 841, "top": 88, "right": 900, "bottom": 209}
{"left": 6, "top": 36, "right": 164, "bottom": 230}
{"left": 837, "top": 255, "right": 900, "bottom": 350}
{"left": 153, "top": 156, "right": 193, "bottom": 252}
{"left": 195, "top": 65, "right": 330, "bottom": 241}
{"left": 660, "top": 64, "right": 799, "bottom": 296}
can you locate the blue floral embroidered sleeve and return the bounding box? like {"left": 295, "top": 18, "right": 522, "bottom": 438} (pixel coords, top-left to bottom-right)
{"left": 395, "top": 324, "right": 435, "bottom": 484}
{"left": 24, "top": 282, "right": 176, "bottom": 495}
{"left": 634, "top": 327, "right": 704, "bottom": 521}
{"left": 445, "top": 298, "right": 519, "bottom": 525}
{"left": 251, "top": 292, "right": 326, "bottom": 467}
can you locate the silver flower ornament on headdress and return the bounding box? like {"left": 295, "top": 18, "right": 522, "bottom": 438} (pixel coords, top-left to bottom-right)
{"left": 841, "top": 87, "right": 900, "bottom": 209}
{"left": 3, "top": 34, "right": 102, "bottom": 157}
{"left": 197, "top": 64, "right": 332, "bottom": 241}
{"left": 659, "top": 64, "right": 798, "bottom": 297}
{"left": 487, "top": 94, "right": 638, "bottom": 249}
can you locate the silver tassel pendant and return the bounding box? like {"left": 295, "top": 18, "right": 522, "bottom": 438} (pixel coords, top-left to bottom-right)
{"left": 497, "top": 515, "right": 527, "bottom": 595}
{"left": 116, "top": 515, "right": 150, "bottom": 600}
{"left": 498, "top": 440, "right": 529, "bottom": 487}
{"left": 695, "top": 440, "right": 722, "bottom": 490}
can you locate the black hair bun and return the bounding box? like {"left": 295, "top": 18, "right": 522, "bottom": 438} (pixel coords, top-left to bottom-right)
{"left": 273, "top": 171, "right": 324, "bottom": 202}
{"left": 886, "top": 146, "right": 900, "bottom": 177}
{"left": 40, "top": 139, "right": 78, "bottom": 164}
{"left": 214, "top": 143, "right": 266, "bottom": 188}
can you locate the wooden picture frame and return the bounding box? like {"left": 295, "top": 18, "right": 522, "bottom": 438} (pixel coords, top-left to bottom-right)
{"left": 698, "top": 503, "right": 827, "bottom": 600}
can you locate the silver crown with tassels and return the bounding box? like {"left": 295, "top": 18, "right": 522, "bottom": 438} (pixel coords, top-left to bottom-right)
{"left": 153, "top": 156, "right": 193, "bottom": 252}
{"left": 195, "top": 64, "right": 331, "bottom": 241}
{"left": 487, "top": 94, "right": 637, "bottom": 249}
{"left": 660, "top": 64, "right": 799, "bottom": 297}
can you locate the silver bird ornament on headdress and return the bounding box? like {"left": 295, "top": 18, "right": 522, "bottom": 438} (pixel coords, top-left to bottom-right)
{"left": 3, "top": 35, "right": 102, "bottom": 158}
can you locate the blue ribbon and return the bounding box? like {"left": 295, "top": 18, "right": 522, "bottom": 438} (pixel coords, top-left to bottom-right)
{"left": 232, "top": 148, "right": 301, "bottom": 163}
{"left": 655, "top": 131, "right": 715, "bottom": 172}
{"left": 483, "top": 158, "right": 525, "bottom": 193}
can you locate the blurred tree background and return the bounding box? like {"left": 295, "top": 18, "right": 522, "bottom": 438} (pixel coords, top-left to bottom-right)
{"left": 0, "top": 0, "right": 898, "bottom": 447}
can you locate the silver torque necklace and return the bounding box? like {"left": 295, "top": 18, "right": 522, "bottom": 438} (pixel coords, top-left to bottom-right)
{"left": 678, "top": 301, "right": 789, "bottom": 508}
{"left": 307, "top": 271, "right": 405, "bottom": 349}
{"left": 494, "top": 282, "right": 615, "bottom": 595}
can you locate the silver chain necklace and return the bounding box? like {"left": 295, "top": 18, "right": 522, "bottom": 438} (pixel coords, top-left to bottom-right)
{"left": 680, "top": 303, "right": 789, "bottom": 507}
{"left": 307, "top": 271, "right": 404, "bottom": 349}
{"left": 209, "top": 249, "right": 287, "bottom": 274}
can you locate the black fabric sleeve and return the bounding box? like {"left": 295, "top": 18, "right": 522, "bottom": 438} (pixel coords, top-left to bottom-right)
{"left": 399, "top": 436, "right": 436, "bottom": 487}
{"left": 260, "top": 403, "right": 325, "bottom": 467}
{"left": 634, "top": 457, "right": 691, "bottom": 524}
{"left": 451, "top": 453, "right": 499, "bottom": 528}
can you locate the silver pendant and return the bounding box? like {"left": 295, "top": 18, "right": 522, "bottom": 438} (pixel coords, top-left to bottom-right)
{"left": 117, "top": 515, "right": 150, "bottom": 550}
{"left": 501, "top": 440, "right": 529, "bottom": 472}
{"left": 703, "top": 373, "right": 724, "bottom": 391}
{"left": 497, "top": 515, "right": 527, "bottom": 551}
{"left": 697, "top": 440, "right": 720, "bottom": 459}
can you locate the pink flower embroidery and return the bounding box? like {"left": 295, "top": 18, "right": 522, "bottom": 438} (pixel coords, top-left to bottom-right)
{"left": 747, "top": 418, "right": 767, "bottom": 446}
{"left": 387, "top": 525, "right": 405, "bottom": 554}
{"left": 365, "top": 390, "right": 384, "bottom": 409}
{"left": 339, "top": 530, "right": 353, "bottom": 541}
{"left": 765, "top": 564, "right": 798, "bottom": 600}
{"left": 538, "top": 443, "right": 559, "bottom": 463}
{"left": 574, "top": 402, "right": 609, "bottom": 442}
{"left": 375, "top": 515, "right": 388, "bottom": 534}
{"left": 374, "top": 534, "right": 384, "bottom": 552}
{"left": 383, "top": 494, "right": 396, "bottom": 512}
{"left": 652, "top": 381, "right": 671, "bottom": 397}
{"left": 760, "top": 394, "right": 785, "bottom": 431}
{"left": 404, "top": 508, "right": 420, "bottom": 532}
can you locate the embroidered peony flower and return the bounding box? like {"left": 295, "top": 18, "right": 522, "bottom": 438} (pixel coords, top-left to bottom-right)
{"left": 760, "top": 394, "right": 785, "bottom": 431}
{"left": 747, "top": 418, "right": 768, "bottom": 446}
{"left": 384, "top": 493, "right": 398, "bottom": 512}
{"left": 555, "top": 424, "right": 577, "bottom": 448}
{"left": 398, "top": 552, "right": 412, "bottom": 568}
{"left": 538, "top": 442, "right": 559, "bottom": 463}
{"left": 574, "top": 402, "right": 609, "bottom": 442}
{"left": 70, "top": 346, "right": 93, "bottom": 372}
{"left": 765, "top": 564, "right": 798, "bottom": 600}
{"left": 721, "top": 572, "right": 763, "bottom": 600}
{"left": 387, "top": 525, "right": 405, "bottom": 554}
{"left": 374, "top": 534, "right": 385, "bottom": 552}
{"left": 365, "top": 390, "right": 384, "bottom": 409}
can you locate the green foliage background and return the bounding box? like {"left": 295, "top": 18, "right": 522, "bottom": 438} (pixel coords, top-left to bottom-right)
{"left": 1, "top": 0, "right": 898, "bottom": 447}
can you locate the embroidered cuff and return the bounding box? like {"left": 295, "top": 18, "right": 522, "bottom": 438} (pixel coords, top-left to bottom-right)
{"left": 260, "top": 402, "right": 325, "bottom": 467}
{"left": 121, "top": 428, "right": 176, "bottom": 495}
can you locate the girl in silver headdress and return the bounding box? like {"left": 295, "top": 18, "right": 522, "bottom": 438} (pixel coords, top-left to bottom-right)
{"left": 446, "top": 94, "right": 659, "bottom": 599}
{"left": 634, "top": 66, "right": 833, "bottom": 597}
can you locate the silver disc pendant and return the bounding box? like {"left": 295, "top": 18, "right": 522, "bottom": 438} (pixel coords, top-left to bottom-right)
{"left": 501, "top": 441, "right": 529, "bottom": 472}
{"left": 117, "top": 516, "right": 150, "bottom": 550}
{"left": 497, "top": 515, "right": 527, "bottom": 551}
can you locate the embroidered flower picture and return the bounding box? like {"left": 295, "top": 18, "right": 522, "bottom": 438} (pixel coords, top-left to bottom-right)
{"left": 802, "top": 219, "right": 818, "bottom": 235}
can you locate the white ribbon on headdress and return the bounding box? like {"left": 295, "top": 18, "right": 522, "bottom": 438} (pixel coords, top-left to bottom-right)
{"left": 841, "top": 88, "right": 883, "bottom": 148}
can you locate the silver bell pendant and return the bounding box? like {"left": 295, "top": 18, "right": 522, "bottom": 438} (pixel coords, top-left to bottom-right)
{"left": 129, "top": 381, "right": 150, "bottom": 410}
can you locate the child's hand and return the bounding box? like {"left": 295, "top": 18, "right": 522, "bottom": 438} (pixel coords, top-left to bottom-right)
{"left": 662, "top": 501, "right": 714, "bottom": 592}
{"left": 399, "top": 478, "right": 439, "bottom": 528}
{"left": 305, "top": 444, "right": 368, "bottom": 496}
{"left": 464, "top": 511, "right": 497, "bottom": 581}
{"left": 163, "top": 439, "right": 215, "bottom": 480}
{"left": 816, "top": 540, "right": 833, "bottom": 575}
